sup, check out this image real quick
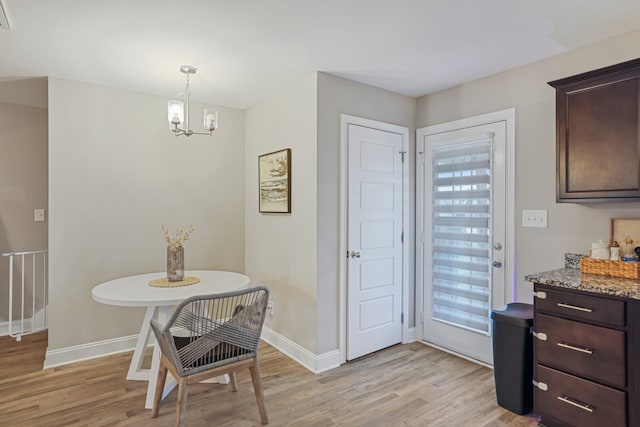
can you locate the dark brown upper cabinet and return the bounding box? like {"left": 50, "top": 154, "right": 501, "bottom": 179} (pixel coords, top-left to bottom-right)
{"left": 549, "top": 58, "right": 640, "bottom": 202}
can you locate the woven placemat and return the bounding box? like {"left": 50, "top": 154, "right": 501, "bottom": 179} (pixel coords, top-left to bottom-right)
{"left": 148, "top": 276, "right": 200, "bottom": 288}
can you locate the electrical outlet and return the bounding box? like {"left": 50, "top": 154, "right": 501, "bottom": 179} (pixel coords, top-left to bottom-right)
{"left": 267, "top": 300, "right": 274, "bottom": 316}
{"left": 522, "top": 209, "right": 548, "bottom": 228}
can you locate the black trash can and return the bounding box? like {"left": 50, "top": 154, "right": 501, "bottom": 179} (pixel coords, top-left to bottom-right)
{"left": 490, "top": 303, "right": 533, "bottom": 415}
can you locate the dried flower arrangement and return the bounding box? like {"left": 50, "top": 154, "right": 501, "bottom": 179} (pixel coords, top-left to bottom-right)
{"left": 161, "top": 224, "right": 195, "bottom": 248}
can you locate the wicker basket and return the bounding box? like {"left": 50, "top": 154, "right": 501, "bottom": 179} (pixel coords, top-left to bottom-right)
{"left": 580, "top": 257, "right": 640, "bottom": 279}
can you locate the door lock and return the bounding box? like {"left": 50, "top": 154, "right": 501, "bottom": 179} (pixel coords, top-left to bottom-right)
{"left": 492, "top": 261, "right": 502, "bottom": 268}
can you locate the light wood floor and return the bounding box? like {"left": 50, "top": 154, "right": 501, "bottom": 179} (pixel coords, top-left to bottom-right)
{"left": 0, "top": 331, "right": 540, "bottom": 426}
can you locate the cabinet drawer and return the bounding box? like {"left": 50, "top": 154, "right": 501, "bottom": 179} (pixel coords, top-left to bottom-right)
{"left": 535, "top": 286, "right": 625, "bottom": 326}
{"left": 535, "top": 314, "right": 626, "bottom": 388}
{"left": 535, "top": 365, "right": 626, "bottom": 427}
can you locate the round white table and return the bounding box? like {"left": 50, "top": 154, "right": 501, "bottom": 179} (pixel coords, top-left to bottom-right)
{"left": 92, "top": 270, "right": 250, "bottom": 409}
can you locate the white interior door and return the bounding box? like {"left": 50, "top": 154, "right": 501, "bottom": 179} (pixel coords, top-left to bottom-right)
{"left": 347, "top": 123, "right": 403, "bottom": 360}
{"left": 418, "top": 118, "right": 509, "bottom": 365}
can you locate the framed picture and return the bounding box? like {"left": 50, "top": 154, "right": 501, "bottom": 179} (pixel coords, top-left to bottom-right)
{"left": 259, "top": 148, "right": 291, "bottom": 213}
{"left": 611, "top": 218, "right": 640, "bottom": 248}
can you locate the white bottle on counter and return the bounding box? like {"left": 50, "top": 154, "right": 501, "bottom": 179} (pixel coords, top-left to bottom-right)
{"left": 610, "top": 246, "right": 620, "bottom": 261}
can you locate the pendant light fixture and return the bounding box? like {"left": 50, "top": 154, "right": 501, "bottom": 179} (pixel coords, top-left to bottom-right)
{"left": 167, "top": 65, "right": 218, "bottom": 137}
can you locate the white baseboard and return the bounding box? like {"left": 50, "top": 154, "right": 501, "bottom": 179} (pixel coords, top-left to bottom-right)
{"left": 0, "top": 319, "right": 35, "bottom": 337}
{"left": 420, "top": 340, "right": 493, "bottom": 369}
{"left": 44, "top": 334, "right": 139, "bottom": 369}
{"left": 42, "top": 327, "right": 343, "bottom": 374}
{"left": 261, "top": 326, "right": 341, "bottom": 374}
{"left": 0, "top": 321, "right": 9, "bottom": 336}
{"left": 0, "top": 309, "right": 47, "bottom": 337}
{"left": 403, "top": 326, "right": 416, "bottom": 343}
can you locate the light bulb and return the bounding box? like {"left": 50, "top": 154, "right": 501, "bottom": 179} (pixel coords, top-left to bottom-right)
{"left": 204, "top": 109, "right": 218, "bottom": 131}
{"left": 167, "top": 100, "right": 184, "bottom": 125}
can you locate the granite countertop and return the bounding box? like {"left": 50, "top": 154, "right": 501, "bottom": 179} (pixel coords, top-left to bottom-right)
{"left": 524, "top": 253, "right": 640, "bottom": 300}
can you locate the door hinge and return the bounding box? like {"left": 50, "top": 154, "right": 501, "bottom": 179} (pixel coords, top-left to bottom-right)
{"left": 401, "top": 313, "right": 404, "bottom": 324}
{"left": 401, "top": 231, "right": 404, "bottom": 244}
{"left": 421, "top": 311, "right": 424, "bottom": 322}
{"left": 400, "top": 150, "right": 407, "bottom": 163}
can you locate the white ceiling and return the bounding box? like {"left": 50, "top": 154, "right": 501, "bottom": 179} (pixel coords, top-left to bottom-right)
{"left": 1, "top": 0, "right": 640, "bottom": 109}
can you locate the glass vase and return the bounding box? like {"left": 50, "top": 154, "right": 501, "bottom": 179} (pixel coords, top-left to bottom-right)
{"left": 167, "top": 246, "right": 184, "bottom": 282}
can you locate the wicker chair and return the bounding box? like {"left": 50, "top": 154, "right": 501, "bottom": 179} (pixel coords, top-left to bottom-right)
{"left": 150, "top": 286, "right": 269, "bottom": 426}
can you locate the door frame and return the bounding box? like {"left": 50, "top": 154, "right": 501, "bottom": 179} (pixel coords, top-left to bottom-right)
{"left": 339, "top": 114, "right": 410, "bottom": 364}
{"left": 416, "top": 108, "right": 516, "bottom": 349}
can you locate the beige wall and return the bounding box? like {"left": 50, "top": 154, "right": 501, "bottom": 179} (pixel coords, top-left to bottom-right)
{"left": 44, "top": 71, "right": 414, "bottom": 358}
{"left": 48, "top": 78, "right": 246, "bottom": 350}
{"left": 244, "top": 73, "right": 319, "bottom": 352}
{"left": 316, "top": 73, "right": 416, "bottom": 352}
{"left": 416, "top": 29, "right": 640, "bottom": 303}
{"left": 44, "top": 28, "right": 640, "bottom": 358}
{"left": 0, "top": 83, "right": 48, "bottom": 321}
{"left": 244, "top": 72, "right": 416, "bottom": 356}
{"left": 0, "top": 78, "right": 48, "bottom": 109}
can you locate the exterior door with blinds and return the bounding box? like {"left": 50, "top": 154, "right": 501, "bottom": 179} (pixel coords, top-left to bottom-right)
{"left": 418, "top": 119, "right": 508, "bottom": 365}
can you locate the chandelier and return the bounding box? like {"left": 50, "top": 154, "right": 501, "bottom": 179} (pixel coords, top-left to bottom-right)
{"left": 167, "top": 65, "right": 218, "bottom": 137}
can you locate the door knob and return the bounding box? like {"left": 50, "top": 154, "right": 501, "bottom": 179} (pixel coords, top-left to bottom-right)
{"left": 492, "top": 261, "right": 502, "bottom": 268}
{"left": 350, "top": 251, "right": 361, "bottom": 259}
{"left": 493, "top": 242, "right": 502, "bottom": 251}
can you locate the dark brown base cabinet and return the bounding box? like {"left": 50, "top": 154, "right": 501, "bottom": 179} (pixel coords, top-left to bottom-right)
{"left": 532, "top": 284, "right": 640, "bottom": 427}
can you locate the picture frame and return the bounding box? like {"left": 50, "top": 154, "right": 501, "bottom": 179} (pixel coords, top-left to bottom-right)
{"left": 258, "top": 148, "right": 291, "bottom": 213}
{"left": 610, "top": 218, "right": 640, "bottom": 249}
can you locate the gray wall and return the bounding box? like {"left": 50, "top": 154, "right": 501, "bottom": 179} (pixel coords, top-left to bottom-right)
{"left": 416, "top": 29, "right": 640, "bottom": 302}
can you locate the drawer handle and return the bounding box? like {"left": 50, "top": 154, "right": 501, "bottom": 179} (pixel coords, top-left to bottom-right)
{"left": 533, "top": 291, "right": 547, "bottom": 299}
{"left": 557, "top": 395, "right": 594, "bottom": 413}
{"left": 557, "top": 342, "right": 594, "bottom": 355}
{"left": 557, "top": 302, "right": 593, "bottom": 313}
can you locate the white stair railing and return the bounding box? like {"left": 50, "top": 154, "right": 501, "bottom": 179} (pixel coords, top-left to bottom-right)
{"left": 2, "top": 250, "right": 48, "bottom": 341}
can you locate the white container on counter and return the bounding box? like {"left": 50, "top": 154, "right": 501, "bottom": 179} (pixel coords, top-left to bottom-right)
{"left": 591, "top": 240, "right": 610, "bottom": 260}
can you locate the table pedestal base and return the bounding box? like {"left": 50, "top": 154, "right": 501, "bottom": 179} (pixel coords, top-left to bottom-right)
{"left": 126, "top": 305, "right": 228, "bottom": 409}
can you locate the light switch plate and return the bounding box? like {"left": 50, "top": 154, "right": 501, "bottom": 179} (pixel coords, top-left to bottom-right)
{"left": 34, "top": 208, "right": 46, "bottom": 222}
{"left": 522, "top": 209, "right": 547, "bottom": 228}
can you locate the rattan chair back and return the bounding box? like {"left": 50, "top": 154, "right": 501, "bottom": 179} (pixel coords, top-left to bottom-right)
{"left": 150, "top": 285, "right": 270, "bottom": 426}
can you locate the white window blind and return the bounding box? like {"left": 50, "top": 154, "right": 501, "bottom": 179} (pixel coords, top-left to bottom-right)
{"left": 430, "top": 139, "right": 492, "bottom": 334}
